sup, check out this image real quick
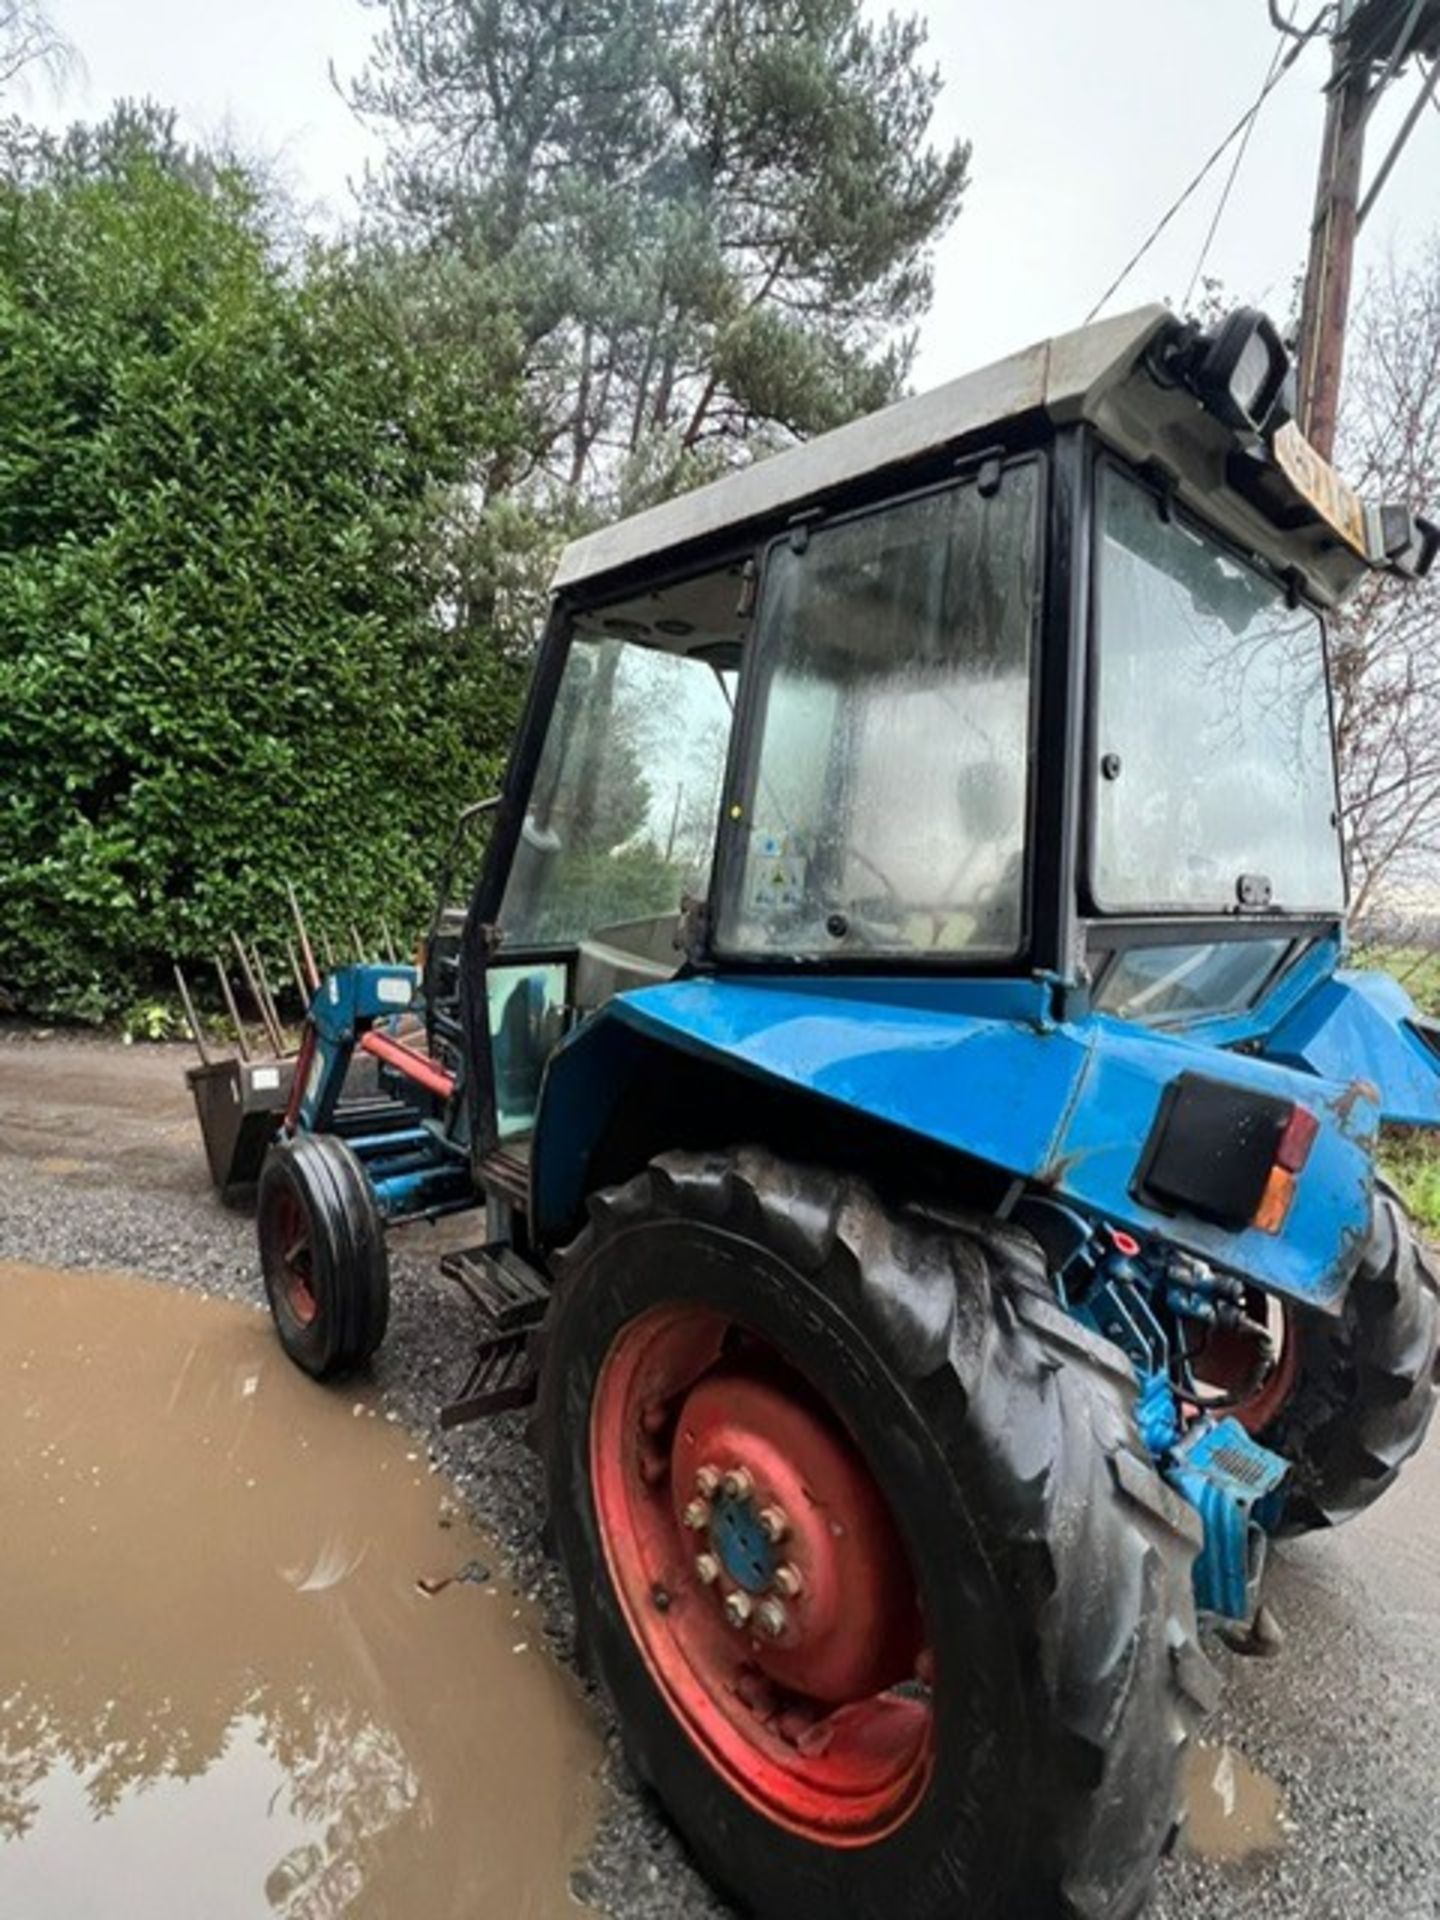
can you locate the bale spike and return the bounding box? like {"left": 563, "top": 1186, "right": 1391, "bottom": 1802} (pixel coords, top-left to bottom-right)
{"left": 286, "top": 881, "right": 321, "bottom": 991}
{"left": 214, "top": 957, "right": 251, "bottom": 1063}
{"left": 231, "top": 933, "right": 284, "bottom": 1058}
{"left": 249, "top": 943, "right": 288, "bottom": 1056}
{"left": 172, "top": 962, "right": 210, "bottom": 1065}
{"left": 285, "top": 939, "right": 311, "bottom": 1016}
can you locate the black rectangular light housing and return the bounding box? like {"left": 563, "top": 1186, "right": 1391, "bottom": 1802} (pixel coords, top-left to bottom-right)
{"left": 1192, "top": 309, "right": 1290, "bottom": 436}
{"left": 1134, "top": 1073, "right": 1294, "bottom": 1230}
{"left": 1377, "top": 506, "right": 1439, "bottom": 580}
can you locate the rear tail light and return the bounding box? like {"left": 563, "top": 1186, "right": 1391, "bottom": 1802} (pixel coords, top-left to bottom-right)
{"left": 1252, "top": 1166, "right": 1297, "bottom": 1235}
{"left": 1274, "top": 1105, "right": 1319, "bottom": 1174}
{"left": 1253, "top": 1104, "right": 1317, "bottom": 1235}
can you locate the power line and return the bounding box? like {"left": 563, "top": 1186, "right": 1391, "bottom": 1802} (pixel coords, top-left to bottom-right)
{"left": 1183, "top": 14, "right": 1297, "bottom": 311}
{"left": 1269, "top": 0, "right": 1315, "bottom": 36}
{"left": 1084, "top": 5, "right": 1331, "bottom": 325}
{"left": 1357, "top": 54, "right": 1440, "bottom": 225}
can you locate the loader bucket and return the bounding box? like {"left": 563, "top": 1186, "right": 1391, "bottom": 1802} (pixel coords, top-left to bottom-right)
{"left": 187, "top": 1057, "right": 295, "bottom": 1199}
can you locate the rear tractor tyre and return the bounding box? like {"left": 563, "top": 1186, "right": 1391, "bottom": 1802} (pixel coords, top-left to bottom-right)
{"left": 257, "top": 1132, "right": 390, "bottom": 1379}
{"left": 1257, "top": 1178, "right": 1440, "bottom": 1534}
{"left": 537, "top": 1147, "right": 1213, "bottom": 1920}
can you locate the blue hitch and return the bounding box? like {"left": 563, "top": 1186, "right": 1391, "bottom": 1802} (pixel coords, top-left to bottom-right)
{"left": 1166, "top": 1418, "right": 1288, "bottom": 1620}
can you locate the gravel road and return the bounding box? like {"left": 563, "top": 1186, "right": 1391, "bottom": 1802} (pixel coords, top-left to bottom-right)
{"left": 3, "top": 1025, "right": 1439, "bottom": 1919}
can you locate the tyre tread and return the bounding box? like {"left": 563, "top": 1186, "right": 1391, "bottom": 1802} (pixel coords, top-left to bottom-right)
{"left": 257, "top": 1132, "right": 389, "bottom": 1378}
{"left": 1261, "top": 1178, "right": 1440, "bottom": 1532}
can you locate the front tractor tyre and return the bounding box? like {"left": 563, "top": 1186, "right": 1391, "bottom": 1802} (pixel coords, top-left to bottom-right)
{"left": 538, "top": 1148, "right": 1214, "bottom": 1920}
{"left": 257, "top": 1132, "right": 390, "bottom": 1379}
{"left": 1256, "top": 1178, "right": 1440, "bottom": 1534}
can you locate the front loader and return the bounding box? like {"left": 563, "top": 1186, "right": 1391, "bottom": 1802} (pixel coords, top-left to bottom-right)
{"left": 250, "top": 303, "right": 1440, "bottom": 1918}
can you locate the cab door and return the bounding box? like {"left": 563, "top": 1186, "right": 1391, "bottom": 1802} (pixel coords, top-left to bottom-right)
{"left": 460, "top": 571, "right": 748, "bottom": 1211}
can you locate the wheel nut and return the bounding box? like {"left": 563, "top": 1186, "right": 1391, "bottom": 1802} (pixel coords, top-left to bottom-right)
{"left": 724, "top": 1591, "right": 753, "bottom": 1628}
{"left": 695, "top": 1464, "right": 722, "bottom": 1497}
{"left": 773, "top": 1562, "right": 803, "bottom": 1598}
{"left": 682, "top": 1497, "right": 710, "bottom": 1531}
{"left": 695, "top": 1552, "right": 721, "bottom": 1586}
{"left": 757, "top": 1505, "right": 789, "bottom": 1543}
{"left": 756, "top": 1599, "right": 788, "bottom": 1639}
{"left": 721, "top": 1466, "right": 753, "bottom": 1500}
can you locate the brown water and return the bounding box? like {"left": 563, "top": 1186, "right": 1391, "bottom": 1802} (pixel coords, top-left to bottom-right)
{"left": 1182, "top": 1739, "right": 1291, "bottom": 1864}
{"left": 0, "top": 1261, "right": 601, "bottom": 1919}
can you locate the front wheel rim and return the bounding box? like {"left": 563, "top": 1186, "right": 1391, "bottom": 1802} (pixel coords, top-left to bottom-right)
{"left": 589, "top": 1302, "right": 934, "bottom": 1846}
{"left": 268, "top": 1183, "right": 319, "bottom": 1327}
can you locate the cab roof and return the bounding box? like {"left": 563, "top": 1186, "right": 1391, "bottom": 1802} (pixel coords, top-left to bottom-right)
{"left": 552, "top": 305, "right": 1170, "bottom": 595}
{"left": 553, "top": 301, "right": 1379, "bottom": 610}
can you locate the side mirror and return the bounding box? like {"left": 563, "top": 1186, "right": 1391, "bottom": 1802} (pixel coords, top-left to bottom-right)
{"left": 421, "top": 794, "right": 502, "bottom": 1006}
{"left": 430, "top": 795, "right": 501, "bottom": 936}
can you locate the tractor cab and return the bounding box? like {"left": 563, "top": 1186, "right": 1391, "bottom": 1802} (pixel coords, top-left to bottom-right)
{"left": 459, "top": 302, "right": 1438, "bottom": 1259}
{"left": 253, "top": 302, "right": 1440, "bottom": 1920}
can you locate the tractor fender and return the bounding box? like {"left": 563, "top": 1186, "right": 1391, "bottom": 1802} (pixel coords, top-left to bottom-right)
{"left": 531, "top": 975, "right": 1380, "bottom": 1313}
{"left": 1260, "top": 967, "right": 1440, "bottom": 1127}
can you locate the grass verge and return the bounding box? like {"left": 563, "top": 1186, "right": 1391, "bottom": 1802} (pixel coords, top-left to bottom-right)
{"left": 1380, "top": 1128, "right": 1440, "bottom": 1237}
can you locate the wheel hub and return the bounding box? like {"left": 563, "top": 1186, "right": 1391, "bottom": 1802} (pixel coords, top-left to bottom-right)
{"left": 671, "top": 1371, "right": 919, "bottom": 1703}
{"left": 707, "top": 1489, "right": 779, "bottom": 1593}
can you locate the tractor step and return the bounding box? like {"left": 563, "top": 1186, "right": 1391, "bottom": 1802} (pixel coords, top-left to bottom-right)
{"left": 438, "top": 1240, "right": 551, "bottom": 1336}
{"left": 436, "top": 1241, "right": 551, "bottom": 1427}
{"left": 439, "top": 1333, "right": 536, "bottom": 1428}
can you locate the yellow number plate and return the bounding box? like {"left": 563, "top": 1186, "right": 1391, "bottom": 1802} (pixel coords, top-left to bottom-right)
{"left": 1272, "top": 420, "right": 1370, "bottom": 558}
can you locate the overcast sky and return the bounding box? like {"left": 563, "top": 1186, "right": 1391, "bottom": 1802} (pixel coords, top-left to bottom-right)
{"left": 32, "top": 0, "right": 1440, "bottom": 390}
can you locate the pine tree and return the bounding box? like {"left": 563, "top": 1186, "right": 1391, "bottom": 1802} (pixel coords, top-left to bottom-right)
{"left": 349, "top": 0, "right": 968, "bottom": 499}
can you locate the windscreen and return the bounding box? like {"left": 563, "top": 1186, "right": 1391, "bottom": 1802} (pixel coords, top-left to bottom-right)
{"left": 1093, "top": 467, "right": 1345, "bottom": 914}
{"left": 718, "top": 469, "right": 1039, "bottom": 958}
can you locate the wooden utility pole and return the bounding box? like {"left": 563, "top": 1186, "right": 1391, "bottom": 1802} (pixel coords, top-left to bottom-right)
{"left": 1295, "top": 45, "right": 1369, "bottom": 460}
{"left": 1296, "top": 0, "right": 1440, "bottom": 458}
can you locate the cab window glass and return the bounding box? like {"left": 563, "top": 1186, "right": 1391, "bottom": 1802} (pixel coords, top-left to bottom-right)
{"left": 498, "top": 636, "right": 735, "bottom": 947}
{"left": 1094, "top": 468, "right": 1344, "bottom": 914}
{"left": 719, "top": 469, "right": 1039, "bottom": 958}
{"left": 1095, "top": 938, "right": 1291, "bottom": 1023}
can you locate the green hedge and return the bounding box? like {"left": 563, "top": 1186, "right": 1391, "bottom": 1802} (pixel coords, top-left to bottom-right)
{"left": 0, "top": 132, "right": 529, "bottom": 1019}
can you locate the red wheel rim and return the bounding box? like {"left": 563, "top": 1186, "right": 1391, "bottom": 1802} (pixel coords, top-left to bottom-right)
{"left": 271, "top": 1185, "right": 318, "bottom": 1327}
{"left": 590, "top": 1303, "right": 933, "bottom": 1846}
{"left": 1190, "top": 1294, "right": 1298, "bottom": 1433}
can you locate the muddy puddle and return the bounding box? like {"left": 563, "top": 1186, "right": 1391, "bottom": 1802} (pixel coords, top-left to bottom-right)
{"left": 1182, "top": 1739, "right": 1292, "bottom": 1864}
{"left": 0, "top": 1261, "right": 600, "bottom": 1919}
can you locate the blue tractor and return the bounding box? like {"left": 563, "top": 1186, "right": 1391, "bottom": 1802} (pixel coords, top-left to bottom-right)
{"left": 256, "top": 304, "right": 1440, "bottom": 1918}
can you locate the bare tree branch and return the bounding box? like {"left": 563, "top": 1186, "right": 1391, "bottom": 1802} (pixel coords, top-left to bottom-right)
{"left": 0, "top": 0, "right": 80, "bottom": 97}
{"left": 1334, "top": 238, "right": 1440, "bottom": 934}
